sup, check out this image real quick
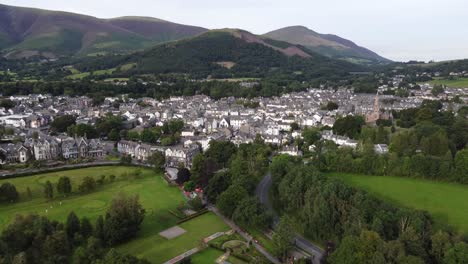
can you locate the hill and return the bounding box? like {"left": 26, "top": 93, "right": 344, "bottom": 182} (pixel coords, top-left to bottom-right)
{"left": 107, "top": 29, "right": 363, "bottom": 79}
{"left": 0, "top": 4, "right": 207, "bottom": 58}
{"left": 263, "top": 26, "right": 390, "bottom": 64}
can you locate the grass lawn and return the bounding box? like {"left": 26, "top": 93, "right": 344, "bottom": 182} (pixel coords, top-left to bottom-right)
{"left": 0, "top": 166, "right": 184, "bottom": 229}
{"left": 331, "top": 173, "right": 468, "bottom": 234}
{"left": 118, "top": 212, "right": 230, "bottom": 263}
{"left": 191, "top": 248, "right": 224, "bottom": 264}
{"left": 421, "top": 77, "right": 468, "bottom": 88}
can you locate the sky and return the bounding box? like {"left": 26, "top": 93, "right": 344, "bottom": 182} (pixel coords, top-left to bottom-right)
{"left": 3, "top": 0, "right": 468, "bottom": 62}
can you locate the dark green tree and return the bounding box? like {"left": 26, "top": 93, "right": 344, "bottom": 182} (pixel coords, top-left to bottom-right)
{"left": 44, "top": 181, "right": 54, "bottom": 200}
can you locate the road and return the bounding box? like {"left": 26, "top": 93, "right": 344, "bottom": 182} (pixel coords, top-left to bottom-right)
{"left": 256, "top": 172, "right": 324, "bottom": 263}
{"left": 208, "top": 206, "right": 281, "bottom": 264}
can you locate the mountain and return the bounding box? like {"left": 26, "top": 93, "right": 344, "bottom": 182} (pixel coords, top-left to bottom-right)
{"left": 263, "top": 26, "right": 390, "bottom": 64}
{"left": 0, "top": 4, "right": 207, "bottom": 58}
{"left": 99, "top": 29, "right": 363, "bottom": 79}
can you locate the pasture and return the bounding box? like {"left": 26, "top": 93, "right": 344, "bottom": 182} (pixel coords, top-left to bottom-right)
{"left": 331, "top": 173, "right": 468, "bottom": 234}
{"left": 422, "top": 77, "right": 468, "bottom": 88}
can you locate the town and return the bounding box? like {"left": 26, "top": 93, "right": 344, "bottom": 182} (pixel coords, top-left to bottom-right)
{"left": 0, "top": 79, "right": 465, "bottom": 175}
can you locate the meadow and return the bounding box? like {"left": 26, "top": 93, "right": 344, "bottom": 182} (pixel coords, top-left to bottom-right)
{"left": 422, "top": 77, "right": 468, "bottom": 88}
{"left": 331, "top": 173, "right": 468, "bottom": 234}
{"left": 0, "top": 166, "right": 229, "bottom": 263}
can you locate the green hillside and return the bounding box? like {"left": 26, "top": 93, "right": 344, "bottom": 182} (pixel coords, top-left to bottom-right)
{"left": 118, "top": 30, "right": 363, "bottom": 79}
{"left": 0, "top": 4, "right": 207, "bottom": 58}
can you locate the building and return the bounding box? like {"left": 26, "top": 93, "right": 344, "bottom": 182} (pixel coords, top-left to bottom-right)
{"left": 0, "top": 143, "right": 31, "bottom": 164}
{"left": 165, "top": 144, "right": 200, "bottom": 168}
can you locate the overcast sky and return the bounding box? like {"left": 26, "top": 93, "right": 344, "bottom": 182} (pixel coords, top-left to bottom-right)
{"left": 3, "top": 0, "right": 468, "bottom": 62}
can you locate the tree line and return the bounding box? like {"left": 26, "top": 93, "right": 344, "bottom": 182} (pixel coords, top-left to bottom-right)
{"left": 312, "top": 101, "right": 468, "bottom": 183}
{"left": 270, "top": 156, "right": 468, "bottom": 263}
{"left": 0, "top": 193, "right": 146, "bottom": 264}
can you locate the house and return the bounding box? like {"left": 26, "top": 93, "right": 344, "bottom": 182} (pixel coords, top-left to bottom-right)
{"left": 374, "top": 144, "right": 389, "bottom": 154}
{"left": 278, "top": 145, "right": 303, "bottom": 156}
{"left": 0, "top": 143, "right": 31, "bottom": 164}
{"left": 165, "top": 144, "right": 200, "bottom": 168}
{"left": 62, "top": 137, "right": 105, "bottom": 160}
{"left": 28, "top": 137, "right": 61, "bottom": 161}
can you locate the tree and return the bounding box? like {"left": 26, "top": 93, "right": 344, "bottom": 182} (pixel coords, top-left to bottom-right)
{"left": 147, "top": 152, "right": 165, "bottom": 172}
{"left": 324, "top": 101, "right": 339, "bottom": 111}
{"left": 302, "top": 127, "right": 321, "bottom": 146}
{"left": 65, "top": 212, "right": 81, "bottom": 239}
{"left": 80, "top": 217, "right": 93, "bottom": 238}
{"left": 78, "top": 177, "right": 96, "bottom": 193}
{"left": 232, "top": 197, "right": 271, "bottom": 229}
{"left": 205, "top": 171, "right": 231, "bottom": 203}
{"left": 190, "top": 154, "right": 218, "bottom": 186}
{"left": 26, "top": 187, "right": 32, "bottom": 200}
{"left": 333, "top": 115, "right": 365, "bottom": 139}
{"left": 0, "top": 182, "right": 19, "bottom": 203}
{"left": 50, "top": 115, "right": 76, "bottom": 133}
{"left": 0, "top": 99, "right": 15, "bottom": 109}
{"left": 176, "top": 168, "right": 191, "bottom": 185}
{"left": 44, "top": 181, "right": 54, "bottom": 200}
{"left": 67, "top": 124, "right": 98, "bottom": 138}
{"left": 57, "top": 176, "right": 72, "bottom": 196}
{"left": 444, "top": 242, "right": 468, "bottom": 264}
{"left": 188, "top": 197, "right": 204, "bottom": 211}
{"left": 103, "top": 193, "right": 145, "bottom": 245}
{"left": 431, "top": 230, "right": 452, "bottom": 263}
{"left": 290, "top": 122, "right": 300, "bottom": 131}
{"left": 183, "top": 181, "right": 196, "bottom": 192}
{"left": 205, "top": 141, "right": 237, "bottom": 167}
{"left": 94, "top": 248, "right": 150, "bottom": 264}
{"left": 272, "top": 216, "right": 295, "bottom": 260}
{"left": 216, "top": 185, "right": 248, "bottom": 218}
{"left": 94, "top": 215, "right": 105, "bottom": 241}
{"left": 431, "top": 85, "right": 444, "bottom": 96}
{"left": 43, "top": 230, "right": 71, "bottom": 263}
{"left": 454, "top": 149, "right": 468, "bottom": 183}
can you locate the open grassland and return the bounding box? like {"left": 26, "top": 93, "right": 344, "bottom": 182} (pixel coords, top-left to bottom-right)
{"left": 331, "top": 173, "right": 468, "bottom": 234}
{"left": 0, "top": 166, "right": 230, "bottom": 263}
{"left": 421, "top": 77, "right": 468, "bottom": 88}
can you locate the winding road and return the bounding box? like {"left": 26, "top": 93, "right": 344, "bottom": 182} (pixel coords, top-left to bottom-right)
{"left": 256, "top": 172, "right": 324, "bottom": 263}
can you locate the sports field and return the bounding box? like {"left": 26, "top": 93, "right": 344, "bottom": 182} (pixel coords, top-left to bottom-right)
{"left": 331, "top": 173, "right": 468, "bottom": 234}
{"left": 0, "top": 166, "right": 230, "bottom": 263}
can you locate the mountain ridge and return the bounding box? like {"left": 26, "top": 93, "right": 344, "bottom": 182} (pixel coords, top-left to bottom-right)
{"left": 263, "top": 26, "right": 390, "bottom": 63}
{"left": 0, "top": 4, "right": 208, "bottom": 58}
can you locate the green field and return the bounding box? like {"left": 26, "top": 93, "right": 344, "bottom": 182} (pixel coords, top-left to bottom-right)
{"left": 0, "top": 166, "right": 183, "bottom": 228}
{"left": 0, "top": 166, "right": 230, "bottom": 263}
{"left": 331, "top": 173, "right": 468, "bottom": 233}
{"left": 120, "top": 212, "right": 229, "bottom": 263}
{"left": 192, "top": 248, "right": 224, "bottom": 263}
{"left": 67, "top": 68, "right": 117, "bottom": 79}
{"left": 423, "top": 77, "right": 468, "bottom": 88}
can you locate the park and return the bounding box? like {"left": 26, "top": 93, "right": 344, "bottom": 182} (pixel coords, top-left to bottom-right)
{"left": 0, "top": 166, "right": 260, "bottom": 263}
